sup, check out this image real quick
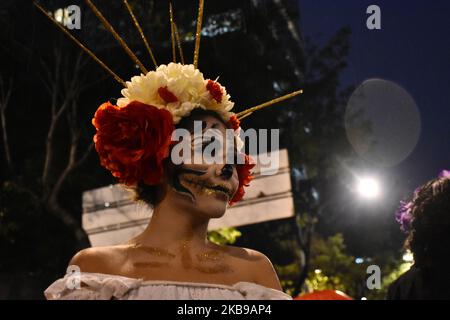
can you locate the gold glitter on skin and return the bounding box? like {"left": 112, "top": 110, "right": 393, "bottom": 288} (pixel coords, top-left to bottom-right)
{"left": 180, "top": 233, "right": 194, "bottom": 270}
{"left": 180, "top": 178, "right": 232, "bottom": 198}
{"left": 131, "top": 244, "right": 176, "bottom": 259}
{"left": 196, "top": 250, "right": 224, "bottom": 262}
{"left": 194, "top": 248, "right": 234, "bottom": 274}
{"left": 128, "top": 238, "right": 236, "bottom": 275}
{"left": 194, "top": 264, "right": 234, "bottom": 274}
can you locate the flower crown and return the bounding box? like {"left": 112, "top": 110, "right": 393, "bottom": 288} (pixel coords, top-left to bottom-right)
{"left": 117, "top": 63, "right": 234, "bottom": 124}
{"left": 34, "top": 0, "right": 303, "bottom": 204}
{"left": 395, "top": 169, "right": 450, "bottom": 232}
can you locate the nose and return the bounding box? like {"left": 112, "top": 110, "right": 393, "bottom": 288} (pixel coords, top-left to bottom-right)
{"left": 219, "top": 164, "right": 234, "bottom": 180}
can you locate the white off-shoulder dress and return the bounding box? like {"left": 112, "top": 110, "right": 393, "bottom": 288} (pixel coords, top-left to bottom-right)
{"left": 44, "top": 272, "right": 292, "bottom": 300}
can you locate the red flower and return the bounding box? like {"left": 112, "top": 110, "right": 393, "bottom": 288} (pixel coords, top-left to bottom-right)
{"left": 206, "top": 80, "right": 223, "bottom": 103}
{"left": 227, "top": 115, "right": 240, "bottom": 131}
{"left": 92, "top": 101, "right": 174, "bottom": 186}
{"left": 229, "top": 154, "right": 256, "bottom": 205}
{"left": 158, "top": 86, "right": 178, "bottom": 103}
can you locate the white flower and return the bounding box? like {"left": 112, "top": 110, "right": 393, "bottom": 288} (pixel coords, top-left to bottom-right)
{"left": 118, "top": 63, "right": 235, "bottom": 124}
{"left": 235, "top": 135, "right": 244, "bottom": 152}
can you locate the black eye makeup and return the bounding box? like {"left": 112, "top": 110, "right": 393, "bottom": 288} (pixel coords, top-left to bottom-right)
{"left": 171, "top": 165, "right": 208, "bottom": 202}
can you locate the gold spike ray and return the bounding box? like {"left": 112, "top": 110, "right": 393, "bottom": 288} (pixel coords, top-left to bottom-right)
{"left": 193, "top": 0, "right": 204, "bottom": 69}
{"left": 33, "top": 1, "right": 126, "bottom": 86}
{"left": 236, "top": 90, "right": 304, "bottom": 120}
{"left": 85, "top": 0, "right": 148, "bottom": 74}
{"left": 123, "top": 0, "right": 158, "bottom": 69}
{"left": 169, "top": 2, "right": 177, "bottom": 63}
{"left": 237, "top": 111, "right": 253, "bottom": 121}
{"left": 173, "top": 20, "right": 185, "bottom": 65}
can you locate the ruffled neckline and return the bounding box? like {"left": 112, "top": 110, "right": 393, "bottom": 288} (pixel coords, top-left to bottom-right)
{"left": 74, "top": 271, "right": 278, "bottom": 291}
{"left": 44, "top": 272, "right": 292, "bottom": 300}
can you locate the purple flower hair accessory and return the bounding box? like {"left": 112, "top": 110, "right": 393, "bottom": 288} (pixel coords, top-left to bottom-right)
{"left": 395, "top": 200, "right": 413, "bottom": 233}
{"left": 438, "top": 169, "right": 450, "bottom": 179}
{"left": 395, "top": 169, "right": 448, "bottom": 233}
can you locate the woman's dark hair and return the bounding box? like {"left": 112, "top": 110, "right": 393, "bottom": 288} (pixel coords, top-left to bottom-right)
{"left": 407, "top": 177, "right": 450, "bottom": 273}
{"left": 134, "top": 108, "right": 228, "bottom": 207}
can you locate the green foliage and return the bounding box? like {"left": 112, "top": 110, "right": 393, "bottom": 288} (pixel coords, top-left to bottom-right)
{"left": 207, "top": 227, "right": 242, "bottom": 245}
{"left": 275, "top": 262, "right": 303, "bottom": 296}
{"left": 296, "top": 212, "right": 318, "bottom": 229}
{"left": 0, "top": 181, "right": 38, "bottom": 247}
{"left": 305, "top": 233, "right": 366, "bottom": 298}
{"left": 309, "top": 234, "right": 354, "bottom": 271}
{"left": 0, "top": 181, "right": 76, "bottom": 274}
{"left": 382, "top": 262, "right": 413, "bottom": 288}
{"left": 305, "top": 269, "right": 346, "bottom": 292}
{"left": 303, "top": 233, "right": 410, "bottom": 300}
{"left": 365, "top": 257, "right": 412, "bottom": 300}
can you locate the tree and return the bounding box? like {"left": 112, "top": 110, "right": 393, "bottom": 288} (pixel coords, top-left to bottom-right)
{"left": 236, "top": 25, "right": 355, "bottom": 296}
{"left": 0, "top": 45, "right": 93, "bottom": 245}
{"left": 39, "top": 47, "right": 94, "bottom": 247}
{"left": 290, "top": 26, "right": 355, "bottom": 295}
{"left": 0, "top": 76, "right": 13, "bottom": 177}
{"left": 301, "top": 233, "right": 410, "bottom": 300}
{"left": 304, "top": 233, "right": 361, "bottom": 297}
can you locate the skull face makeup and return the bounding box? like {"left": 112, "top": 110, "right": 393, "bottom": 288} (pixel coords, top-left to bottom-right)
{"left": 168, "top": 112, "right": 239, "bottom": 219}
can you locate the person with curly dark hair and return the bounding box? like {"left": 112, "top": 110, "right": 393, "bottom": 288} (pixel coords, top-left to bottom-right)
{"left": 387, "top": 170, "right": 450, "bottom": 300}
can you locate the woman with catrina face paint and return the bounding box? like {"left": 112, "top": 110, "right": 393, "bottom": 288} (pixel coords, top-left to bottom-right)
{"left": 42, "top": 62, "right": 300, "bottom": 300}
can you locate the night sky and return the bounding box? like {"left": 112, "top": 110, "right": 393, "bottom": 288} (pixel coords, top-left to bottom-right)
{"left": 299, "top": 0, "right": 450, "bottom": 254}
{"left": 300, "top": 0, "right": 450, "bottom": 189}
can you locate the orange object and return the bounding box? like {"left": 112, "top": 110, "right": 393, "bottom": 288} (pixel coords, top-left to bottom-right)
{"left": 294, "top": 290, "right": 353, "bottom": 300}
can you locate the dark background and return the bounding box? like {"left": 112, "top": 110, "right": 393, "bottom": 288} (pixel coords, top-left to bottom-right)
{"left": 0, "top": 0, "right": 448, "bottom": 299}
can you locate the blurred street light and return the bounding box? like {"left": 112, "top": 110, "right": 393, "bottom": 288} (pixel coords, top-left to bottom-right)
{"left": 355, "top": 257, "right": 364, "bottom": 264}
{"left": 357, "top": 177, "right": 380, "bottom": 199}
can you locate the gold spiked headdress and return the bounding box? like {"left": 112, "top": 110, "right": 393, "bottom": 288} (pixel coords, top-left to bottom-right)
{"left": 33, "top": 0, "right": 302, "bottom": 121}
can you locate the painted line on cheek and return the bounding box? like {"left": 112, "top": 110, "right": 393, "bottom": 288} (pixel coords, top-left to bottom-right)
{"left": 172, "top": 168, "right": 196, "bottom": 202}
{"left": 178, "top": 167, "right": 208, "bottom": 176}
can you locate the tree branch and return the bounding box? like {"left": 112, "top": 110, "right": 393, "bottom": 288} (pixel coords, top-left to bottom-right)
{"left": 41, "top": 49, "right": 83, "bottom": 196}
{"left": 49, "top": 98, "right": 93, "bottom": 214}
{"left": 47, "top": 196, "right": 91, "bottom": 248}
{"left": 0, "top": 76, "right": 14, "bottom": 177}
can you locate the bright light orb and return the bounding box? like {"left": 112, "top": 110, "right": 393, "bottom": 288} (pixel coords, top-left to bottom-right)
{"left": 357, "top": 177, "right": 380, "bottom": 199}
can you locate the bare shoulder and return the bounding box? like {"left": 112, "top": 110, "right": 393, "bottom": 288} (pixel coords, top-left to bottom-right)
{"left": 223, "top": 245, "right": 267, "bottom": 261}
{"left": 69, "top": 245, "right": 128, "bottom": 274}
{"left": 221, "top": 245, "right": 283, "bottom": 291}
